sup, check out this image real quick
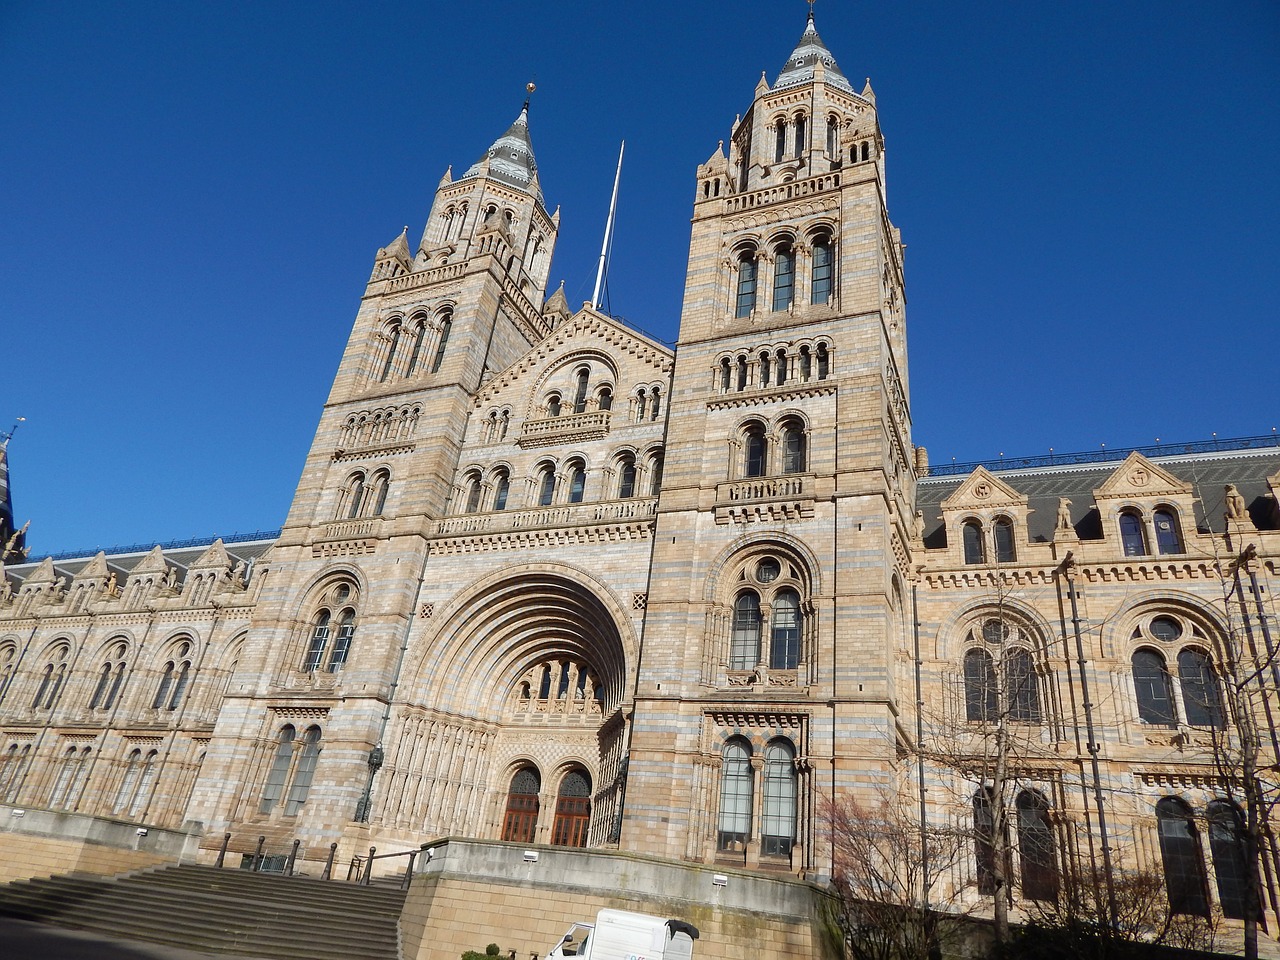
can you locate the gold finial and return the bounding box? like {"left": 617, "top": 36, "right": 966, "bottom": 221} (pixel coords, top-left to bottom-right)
{"left": 523, "top": 81, "right": 536, "bottom": 111}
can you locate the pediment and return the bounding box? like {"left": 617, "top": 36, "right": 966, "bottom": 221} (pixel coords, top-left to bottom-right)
{"left": 131, "top": 544, "right": 169, "bottom": 575}
{"left": 475, "top": 304, "right": 674, "bottom": 409}
{"left": 23, "top": 555, "right": 56, "bottom": 585}
{"left": 1094, "top": 452, "right": 1192, "bottom": 500}
{"left": 940, "top": 466, "right": 1026, "bottom": 511}
{"left": 190, "top": 539, "right": 231, "bottom": 570}
{"left": 74, "top": 551, "right": 110, "bottom": 581}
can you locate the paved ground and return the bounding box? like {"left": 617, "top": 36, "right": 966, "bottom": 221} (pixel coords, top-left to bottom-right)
{"left": 0, "top": 918, "right": 266, "bottom": 960}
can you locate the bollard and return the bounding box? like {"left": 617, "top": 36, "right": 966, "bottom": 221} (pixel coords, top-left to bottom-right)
{"left": 284, "top": 838, "right": 301, "bottom": 876}
{"left": 252, "top": 835, "right": 266, "bottom": 872}
{"left": 321, "top": 842, "right": 338, "bottom": 881}
{"left": 362, "top": 846, "right": 375, "bottom": 885}
{"left": 214, "top": 832, "right": 231, "bottom": 868}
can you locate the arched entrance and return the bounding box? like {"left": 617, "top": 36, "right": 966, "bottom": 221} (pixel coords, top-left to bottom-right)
{"left": 551, "top": 769, "right": 592, "bottom": 847}
{"left": 502, "top": 767, "right": 540, "bottom": 843}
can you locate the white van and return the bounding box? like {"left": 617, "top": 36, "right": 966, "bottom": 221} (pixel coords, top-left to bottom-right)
{"left": 545, "top": 908, "right": 699, "bottom": 960}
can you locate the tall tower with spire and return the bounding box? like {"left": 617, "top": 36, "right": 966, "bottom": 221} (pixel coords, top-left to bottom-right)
{"left": 620, "top": 11, "right": 914, "bottom": 872}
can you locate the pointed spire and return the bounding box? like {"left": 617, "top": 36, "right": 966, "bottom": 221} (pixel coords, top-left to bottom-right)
{"left": 0, "top": 430, "right": 24, "bottom": 559}
{"left": 460, "top": 103, "right": 543, "bottom": 203}
{"left": 774, "top": 9, "right": 854, "bottom": 94}
{"left": 379, "top": 225, "right": 411, "bottom": 263}
{"left": 438, "top": 165, "right": 452, "bottom": 188}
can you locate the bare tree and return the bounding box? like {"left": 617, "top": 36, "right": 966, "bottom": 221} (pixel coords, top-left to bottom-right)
{"left": 823, "top": 790, "right": 974, "bottom": 960}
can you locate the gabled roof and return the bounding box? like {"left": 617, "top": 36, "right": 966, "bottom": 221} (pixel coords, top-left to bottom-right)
{"left": 459, "top": 105, "right": 543, "bottom": 203}
{"left": 774, "top": 12, "right": 854, "bottom": 95}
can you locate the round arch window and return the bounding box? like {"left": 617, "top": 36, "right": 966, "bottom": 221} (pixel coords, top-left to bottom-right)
{"left": 756, "top": 558, "right": 781, "bottom": 583}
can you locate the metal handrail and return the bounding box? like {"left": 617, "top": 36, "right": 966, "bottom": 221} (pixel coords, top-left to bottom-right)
{"left": 352, "top": 844, "right": 426, "bottom": 890}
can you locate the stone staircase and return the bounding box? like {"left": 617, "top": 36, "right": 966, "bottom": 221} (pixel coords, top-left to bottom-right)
{"left": 0, "top": 862, "right": 407, "bottom": 959}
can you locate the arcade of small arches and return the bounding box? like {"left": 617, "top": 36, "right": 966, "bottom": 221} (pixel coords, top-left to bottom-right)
{"left": 338, "top": 405, "right": 422, "bottom": 450}
{"left": 367, "top": 308, "right": 454, "bottom": 387}
{"left": 454, "top": 447, "right": 665, "bottom": 514}
{"left": 499, "top": 763, "right": 595, "bottom": 848}
{"left": 334, "top": 468, "right": 392, "bottom": 520}
{"left": 731, "top": 414, "right": 808, "bottom": 481}
{"left": 716, "top": 338, "right": 832, "bottom": 394}
{"left": 297, "top": 580, "right": 361, "bottom": 675}
{"left": 731, "top": 229, "right": 836, "bottom": 318}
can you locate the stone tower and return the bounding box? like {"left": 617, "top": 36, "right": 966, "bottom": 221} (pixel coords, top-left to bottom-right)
{"left": 620, "top": 12, "right": 915, "bottom": 872}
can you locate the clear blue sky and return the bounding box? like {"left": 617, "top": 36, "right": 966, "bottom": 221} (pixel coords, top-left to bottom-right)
{"left": 2, "top": 2, "right": 1277, "bottom": 556}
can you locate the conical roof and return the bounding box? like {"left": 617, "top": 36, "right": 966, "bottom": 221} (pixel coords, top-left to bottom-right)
{"left": 774, "top": 12, "right": 854, "bottom": 94}
{"left": 460, "top": 105, "right": 542, "bottom": 202}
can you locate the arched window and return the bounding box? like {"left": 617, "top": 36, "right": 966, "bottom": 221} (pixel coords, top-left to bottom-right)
{"left": 618, "top": 459, "right": 637, "bottom": 499}
{"left": 781, "top": 421, "right": 806, "bottom": 474}
{"left": 597, "top": 387, "right": 613, "bottom": 411}
{"left": 862, "top": 141, "right": 871, "bottom": 162}
{"left": 775, "top": 349, "right": 788, "bottom": 385}
{"left": 3, "top": 745, "right": 30, "bottom": 802}
{"left": 962, "top": 520, "right": 985, "bottom": 565}
{"left": 464, "top": 475, "right": 482, "bottom": 514}
{"left": 1004, "top": 648, "right": 1041, "bottom": 723}
{"left": 1016, "top": 791, "right": 1058, "bottom": 901}
{"left": 769, "top": 589, "right": 802, "bottom": 669}
{"left": 404, "top": 319, "right": 428, "bottom": 376}
{"left": 572, "top": 369, "right": 590, "bottom": 414}
{"left": 719, "top": 358, "right": 732, "bottom": 393}
{"left": 1119, "top": 511, "right": 1147, "bottom": 556}
{"left": 793, "top": 114, "right": 806, "bottom": 157}
{"left": 816, "top": 342, "right": 830, "bottom": 379}
{"left": 774, "top": 119, "right": 786, "bottom": 163}
{"left": 345, "top": 474, "right": 365, "bottom": 519}
{"left": 762, "top": 739, "right": 797, "bottom": 856}
{"left": 973, "top": 788, "right": 1002, "bottom": 895}
{"left": 284, "top": 726, "right": 322, "bottom": 815}
{"left": 964, "top": 649, "right": 997, "bottom": 722}
{"left": 492, "top": 470, "right": 510, "bottom": 511}
{"left": 649, "top": 386, "right": 661, "bottom": 421}
{"left": 302, "top": 611, "right": 332, "bottom": 672}
{"left": 429, "top": 312, "right": 452, "bottom": 373}
{"left": 1133, "top": 649, "right": 1176, "bottom": 726}
{"left": 826, "top": 117, "right": 838, "bottom": 157}
{"left": 1154, "top": 508, "right": 1183, "bottom": 555}
{"left": 649, "top": 454, "right": 664, "bottom": 496}
{"left": 798, "top": 346, "right": 812, "bottom": 382}
{"left": 32, "top": 646, "right": 69, "bottom": 711}
{"left": 370, "top": 471, "right": 390, "bottom": 516}
{"left": 89, "top": 642, "right": 128, "bottom": 712}
{"left": 328, "top": 611, "right": 355, "bottom": 672}
{"left": 567, "top": 461, "right": 586, "bottom": 504}
{"left": 502, "top": 767, "right": 541, "bottom": 843}
{"left": 717, "top": 740, "right": 753, "bottom": 852}
{"left": 165, "top": 657, "right": 191, "bottom": 712}
{"left": 811, "top": 237, "right": 833, "bottom": 305}
{"left": 49, "top": 746, "right": 81, "bottom": 810}
{"left": 1156, "top": 797, "right": 1209, "bottom": 916}
{"left": 259, "top": 726, "right": 296, "bottom": 814}
{"left": 993, "top": 517, "right": 1016, "bottom": 563}
{"left": 730, "top": 592, "right": 762, "bottom": 670}
{"left": 735, "top": 251, "right": 758, "bottom": 318}
{"left": 547, "top": 394, "right": 562, "bottom": 418}
{"left": 0, "top": 645, "right": 16, "bottom": 706}
{"left": 113, "top": 749, "right": 142, "bottom": 814}
{"left": 538, "top": 464, "right": 557, "bottom": 506}
{"left": 1207, "top": 800, "right": 1253, "bottom": 920}
{"left": 379, "top": 324, "right": 401, "bottom": 382}
{"left": 736, "top": 355, "right": 748, "bottom": 391}
{"left": 773, "top": 246, "right": 795, "bottom": 311}
{"left": 551, "top": 769, "right": 592, "bottom": 847}
{"left": 1178, "top": 648, "right": 1224, "bottom": 728}
{"left": 744, "top": 423, "right": 767, "bottom": 478}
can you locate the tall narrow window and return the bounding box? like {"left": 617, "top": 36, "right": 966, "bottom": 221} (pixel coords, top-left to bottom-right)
{"left": 167, "top": 660, "right": 191, "bottom": 711}
{"left": 572, "top": 369, "right": 589, "bottom": 414}
{"left": 649, "top": 455, "right": 664, "bottom": 496}
{"left": 1207, "top": 800, "right": 1253, "bottom": 921}
{"left": 781, "top": 422, "right": 806, "bottom": 474}
{"left": 538, "top": 466, "right": 556, "bottom": 506}
{"left": 429, "top": 313, "right": 452, "bottom": 373}
{"left": 379, "top": 325, "right": 401, "bottom": 382}
{"left": 346, "top": 474, "right": 365, "bottom": 519}
{"left": 328, "top": 611, "right": 355, "bottom": 672}
{"left": 113, "top": 749, "right": 142, "bottom": 814}
{"left": 303, "top": 611, "right": 331, "bottom": 672}
{"left": 502, "top": 767, "right": 541, "bottom": 843}
{"left": 370, "top": 472, "right": 390, "bottom": 516}
{"left": 736, "top": 355, "right": 748, "bottom": 391}
{"left": 49, "top": 747, "right": 79, "bottom": 809}
{"left": 759, "top": 352, "right": 771, "bottom": 387}
{"left": 794, "top": 115, "right": 806, "bottom": 157}
{"left": 761, "top": 740, "right": 797, "bottom": 856}
{"left": 964, "top": 649, "right": 997, "bottom": 722}
{"left": 744, "top": 425, "right": 767, "bottom": 478}
{"left": 993, "top": 517, "right": 1016, "bottom": 563}
{"left": 284, "top": 726, "right": 322, "bottom": 815}
{"left": 1156, "top": 797, "right": 1210, "bottom": 916}
{"left": 811, "top": 238, "right": 833, "bottom": 305}
{"left": 3, "top": 745, "right": 30, "bottom": 802}
{"left": 152, "top": 663, "right": 175, "bottom": 709}
{"left": 464, "top": 476, "right": 482, "bottom": 514}
{"left": 1154, "top": 509, "right": 1183, "bottom": 555}
{"left": 1004, "top": 648, "right": 1041, "bottom": 723}
{"left": 1119, "top": 511, "right": 1147, "bottom": 556}
{"left": 962, "top": 520, "right": 985, "bottom": 565}
{"left": 650, "top": 386, "right": 661, "bottom": 421}
{"left": 259, "top": 726, "right": 296, "bottom": 815}
{"left": 973, "top": 789, "right": 1000, "bottom": 895}
{"left": 720, "top": 359, "right": 732, "bottom": 393}
{"left": 548, "top": 394, "right": 562, "bottom": 417}
{"left": 826, "top": 117, "right": 838, "bottom": 157}
{"left": 568, "top": 462, "right": 586, "bottom": 504}
{"left": 730, "top": 592, "right": 762, "bottom": 670}
{"left": 404, "top": 320, "right": 427, "bottom": 376}
{"left": 798, "top": 346, "right": 812, "bottom": 381}
{"left": 551, "top": 770, "right": 592, "bottom": 848}
{"left": 597, "top": 387, "right": 613, "bottom": 411}
{"left": 773, "top": 247, "right": 795, "bottom": 311}
{"left": 1178, "top": 648, "right": 1224, "bottom": 728}
{"left": 774, "top": 120, "right": 786, "bottom": 163}
{"left": 493, "top": 471, "right": 510, "bottom": 511}
{"left": 717, "top": 740, "right": 753, "bottom": 852}
{"left": 816, "top": 343, "right": 830, "bottom": 379}
{"left": 1017, "top": 791, "right": 1058, "bottom": 901}
{"left": 769, "top": 589, "right": 802, "bottom": 669}
{"left": 1133, "top": 649, "right": 1176, "bottom": 725}
{"left": 619, "top": 460, "right": 637, "bottom": 499}
{"left": 775, "top": 349, "right": 788, "bottom": 385}
{"left": 735, "top": 253, "right": 757, "bottom": 318}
